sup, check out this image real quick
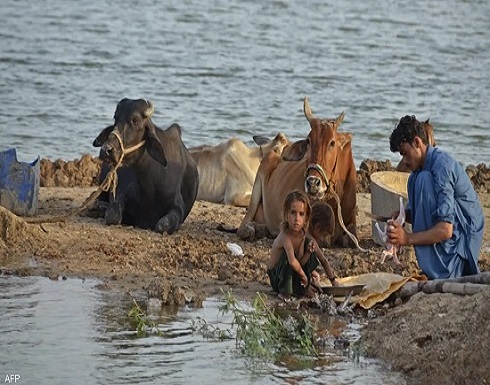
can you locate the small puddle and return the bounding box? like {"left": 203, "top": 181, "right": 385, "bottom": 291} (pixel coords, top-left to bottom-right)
{"left": 0, "top": 275, "right": 407, "bottom": 384}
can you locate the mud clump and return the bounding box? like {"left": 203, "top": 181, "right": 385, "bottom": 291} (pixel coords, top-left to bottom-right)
{"left": 466, "top": 163, "right": 490, "bottom": 193}
{"left": 357, "top": 159, "right": 395, "bottom": 193}
{"left": 0, "top": 206, "right": 43, "bottom": 253}
{"left": 40, "top": 154, "right": 101, "bottom": 187}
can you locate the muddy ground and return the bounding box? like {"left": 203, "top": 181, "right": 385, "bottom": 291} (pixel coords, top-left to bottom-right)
{"left": 1, "top": 156, "right": 489, "bottom": 385}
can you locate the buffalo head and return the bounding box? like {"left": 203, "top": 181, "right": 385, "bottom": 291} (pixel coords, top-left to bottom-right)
{"left": 93, "top": 98, "right": 167, "bottom": 167}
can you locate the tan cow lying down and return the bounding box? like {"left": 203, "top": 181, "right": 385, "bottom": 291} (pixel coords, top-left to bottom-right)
{"left": 395, "top": 118, "right": 435, "bottom": 172}
{"left": 237, "top": 97, "right": 359, "bottom": 248}
{"left": 189, "top": 133, "right": 290, "bottom": 207}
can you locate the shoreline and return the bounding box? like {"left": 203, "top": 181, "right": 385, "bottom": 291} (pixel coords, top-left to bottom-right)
{"left": 39, "top": 155, "right": 490, "bottom": 194}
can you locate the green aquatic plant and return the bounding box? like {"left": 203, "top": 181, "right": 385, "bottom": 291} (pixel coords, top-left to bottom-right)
{"left": 128, "top": 299, "right": 163, "bottom": 337}
{"left": 192, "top": 290, "right": 317, "bottom": 360}
{"left": 191, "top": 317, "right": 233, "bottom": 341}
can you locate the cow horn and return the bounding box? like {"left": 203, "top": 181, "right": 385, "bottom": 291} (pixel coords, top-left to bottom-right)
{"left": 303, "top": 96, "right": 314, "bottom": 123}
{"left": 144, "top": 101, "right": 154, "bottom": 118}
{"left": 335, "top": 111, "right": 346, "bottom": 127}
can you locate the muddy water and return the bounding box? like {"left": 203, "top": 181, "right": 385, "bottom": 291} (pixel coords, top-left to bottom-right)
{"left": 0, "top": 276, "right": 407, "bottom": 384}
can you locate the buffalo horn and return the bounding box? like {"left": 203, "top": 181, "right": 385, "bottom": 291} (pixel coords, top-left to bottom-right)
{"left": 144, "top": 101, "right": 154, "bottom": 118}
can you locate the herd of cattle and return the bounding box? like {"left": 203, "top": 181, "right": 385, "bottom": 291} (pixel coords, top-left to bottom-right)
{"left": 92, "top": 97, "right": 435, "bottom": 247}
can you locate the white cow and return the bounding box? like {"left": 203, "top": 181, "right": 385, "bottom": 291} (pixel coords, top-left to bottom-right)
{"left": 189, "top": 133, "right": 290, "bottom": 207}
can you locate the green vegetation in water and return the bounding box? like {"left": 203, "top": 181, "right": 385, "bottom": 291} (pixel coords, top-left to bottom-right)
{"left": 128, "top": 299, "right": 163, "bottom": 337}
{"left": 191, "top": 290, "right": 317, "bottom": 361}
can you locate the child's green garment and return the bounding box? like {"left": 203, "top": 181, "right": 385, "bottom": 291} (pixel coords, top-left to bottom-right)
{"left": 267, "top": 238, "right": 319, "bottom": 296}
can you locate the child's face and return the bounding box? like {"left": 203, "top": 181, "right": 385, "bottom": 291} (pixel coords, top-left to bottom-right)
{"left": 287, "top": 200, "right": 307, "bottom": 232}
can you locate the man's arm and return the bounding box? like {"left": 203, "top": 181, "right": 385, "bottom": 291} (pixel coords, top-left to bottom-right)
{"left": 388, "top": 220, "right": 452, "bottom": 246}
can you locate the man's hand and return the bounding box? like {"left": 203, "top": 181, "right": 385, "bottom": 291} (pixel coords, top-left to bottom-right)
{"left": 387, "top": 219, "right": 409, "bottom": 247}
{"left": 389, "top": 221, "right": 453, "bottom": 247}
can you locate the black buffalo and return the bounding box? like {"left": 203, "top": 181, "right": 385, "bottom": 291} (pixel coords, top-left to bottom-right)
{"left": 93, "top": 98, "right": 199, "bottom": 234}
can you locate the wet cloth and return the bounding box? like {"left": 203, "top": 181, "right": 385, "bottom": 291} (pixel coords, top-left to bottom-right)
{"left": 267, "top": 238, "right": 319, "bottom": 296}
{"left": 407, "top": 146, "right": 484, "bottom": 279}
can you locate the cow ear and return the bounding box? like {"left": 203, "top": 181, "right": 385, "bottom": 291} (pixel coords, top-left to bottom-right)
{"left": 145, "top": 127, "right": 167, "bottom": 167}
{"left": 252, "top": 135, "right": 271, "bottom": 146}
{"left": 282, "top": 139, "right": 308, "bottom": 161}
{"left": 338, "top": 133, "right": 352, "bottom": 150}
{"left": 93, "top": 125, "right": 114, "bottom": 147}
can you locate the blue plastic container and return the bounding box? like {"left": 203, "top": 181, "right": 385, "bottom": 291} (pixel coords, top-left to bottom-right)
{"left": 0, "top": 148, "right": 40, "bottom": 216}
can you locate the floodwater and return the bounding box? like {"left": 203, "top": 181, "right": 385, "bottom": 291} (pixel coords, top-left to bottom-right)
{"left": 0, "top": 0, "right": 488, "bottom": 168}
{"left": 0, "top": 276, "right": 408, "bottom": 384}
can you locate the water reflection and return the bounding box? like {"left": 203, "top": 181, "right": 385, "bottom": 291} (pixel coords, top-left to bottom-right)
{"left": 0, "top": 276, "right": 406, "bottom": 384}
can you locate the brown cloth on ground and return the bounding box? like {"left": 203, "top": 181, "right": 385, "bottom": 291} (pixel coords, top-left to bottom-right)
{"left": 319, "top": 272, "right": 427, "bottom": 309}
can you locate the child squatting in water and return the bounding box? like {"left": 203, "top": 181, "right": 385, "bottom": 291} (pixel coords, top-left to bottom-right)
{"left": 267, "top": 190, "right": 340, "bottom": 300}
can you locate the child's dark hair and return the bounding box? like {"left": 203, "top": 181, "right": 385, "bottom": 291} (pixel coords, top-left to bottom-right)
{"left": 281, "top": 190, "right": 311, "bottom": 232}
{"left": 310, "top": 201, "right": 335, "bottom": 236}
{"left": 389, "top": 115, "right": 429, "bottom": 153}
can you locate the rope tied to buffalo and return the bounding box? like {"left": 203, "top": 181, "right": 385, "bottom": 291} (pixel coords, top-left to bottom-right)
{"left": 25, "top": 131, "right": 145, "bottom": 225}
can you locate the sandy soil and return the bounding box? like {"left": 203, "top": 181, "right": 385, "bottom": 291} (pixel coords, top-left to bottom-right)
{"left": 1, "top": 187, "right": 489, "bottom": 385}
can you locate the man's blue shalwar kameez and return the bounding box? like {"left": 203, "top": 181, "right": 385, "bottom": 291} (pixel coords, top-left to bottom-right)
{"left": 406, "top": 146, "right": 484, "bottom": 279}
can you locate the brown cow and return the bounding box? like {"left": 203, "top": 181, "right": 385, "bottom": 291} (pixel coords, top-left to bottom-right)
{"left": 189, "top": 133, "right": 290, "bottom": 207}
{"left": 395, "top": 118, "right": 435, "bottom": 172}
{"left": 237, "top": 97, "right": 359, "bottom": 248}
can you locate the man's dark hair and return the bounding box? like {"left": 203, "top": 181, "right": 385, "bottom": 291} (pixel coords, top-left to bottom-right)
{"left": 389, "top": 115, "right": 429, "bottom": 152}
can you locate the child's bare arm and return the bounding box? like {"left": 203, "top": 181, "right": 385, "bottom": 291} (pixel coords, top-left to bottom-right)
{"left": 283, "top": 238, "right": 308, "bottom": 286}
{"left": 297, "top": 237, "right": 314, "bottom": 265}
{"left": 314, "top": 245, "right": 339, "bottom": 286}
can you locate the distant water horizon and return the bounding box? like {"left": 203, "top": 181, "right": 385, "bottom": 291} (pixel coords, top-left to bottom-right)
{"left": 1, "top": 0, "right": 488, "bottom": 169}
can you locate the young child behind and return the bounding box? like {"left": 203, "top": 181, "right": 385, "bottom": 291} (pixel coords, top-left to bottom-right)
{"left": 267, "top": 190, "right": 339, "bottom": 300}
{"left": 308, "top": 201, "right": 337, "bottom": 285}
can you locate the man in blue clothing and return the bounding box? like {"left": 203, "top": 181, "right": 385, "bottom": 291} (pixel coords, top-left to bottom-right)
{"left": 387, "top": 115, "right": 484, "bottom": 279}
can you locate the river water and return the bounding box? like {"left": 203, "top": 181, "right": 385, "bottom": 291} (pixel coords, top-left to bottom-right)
{"left": 0, "top": 276, "right": 408, "bottom": 385}
{"left": 0, "top": 0, "right": 488, "bottom": 168}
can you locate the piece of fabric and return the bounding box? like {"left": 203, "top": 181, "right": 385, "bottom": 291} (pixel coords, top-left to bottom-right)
{"left": 319, "top": 272, "right": 427, "bottom": 309}
{"left": 267, "top": 238, "right": 319, "bottom": 296}
{"left": 406, "top": 146, "right": 484, "bottom": 279}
